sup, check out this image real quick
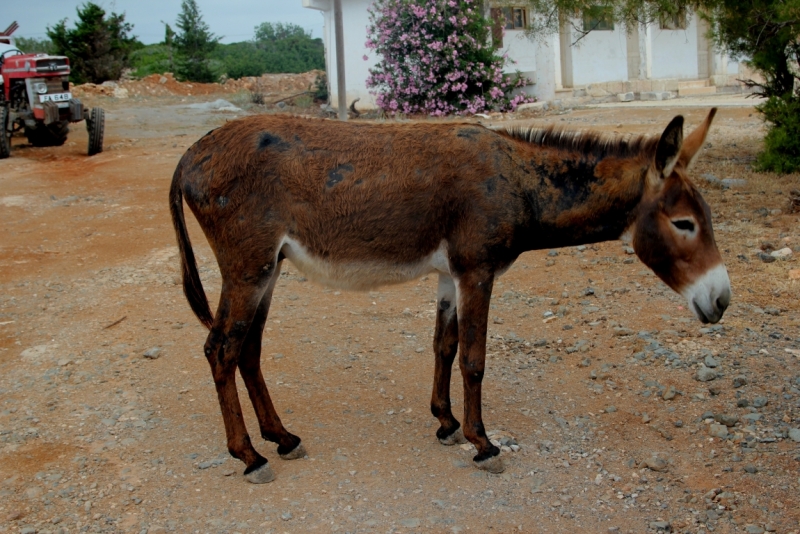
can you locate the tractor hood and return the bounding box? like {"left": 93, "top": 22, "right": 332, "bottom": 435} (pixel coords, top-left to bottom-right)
{"left": 2, "top": 53, "right": 70, "bottom": 76}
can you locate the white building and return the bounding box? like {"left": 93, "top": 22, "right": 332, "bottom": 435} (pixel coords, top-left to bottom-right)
{"left": 302, "top": 1, "right": 742, "bottom": 109}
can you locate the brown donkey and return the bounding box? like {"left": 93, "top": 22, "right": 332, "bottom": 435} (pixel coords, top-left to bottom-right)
{"left": 169, "top": 108, "right": 730, "bottom": 483}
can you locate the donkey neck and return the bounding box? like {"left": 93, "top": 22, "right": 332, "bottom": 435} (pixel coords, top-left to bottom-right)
{"left": 514, "top": 144, "right": 650, "bottom": 251}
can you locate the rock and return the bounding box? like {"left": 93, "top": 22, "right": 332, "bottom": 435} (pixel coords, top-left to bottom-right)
{"left": 757, "top": 252, "right": 776, "bottom": 263}
{"left": 743, "top": 464, "right": 758, "bottom": 474}
{"left": 733, "top": 376, "right": 747, "bottom": 388}
{"left": 752, "top": 397, "right": 769, "bottom": 408}
{"left": 649, "top": 520, "right": 671, "bottom": 531}
{"left": 714, "top": 414, "right": 739, "bottom": 427}
{"left": 143, "top": 347, "right": 161, "bottom": 359}
{"left": 281, "top": 512, "right": 292, "bottom": 521}
{"left": 641, "top": 413, "right": 650, "bottom": 424}
{"left": 745, "top": 525, "right": 765, "bottom": 534}
{"left": 604, "top": 406, "right": 617, "bottom": 413}
{"left": 788, "top": 428, "right": 800, "bottom": 442}
{"left": 696, "top": 366, "right": 717, "bottom": 382}
{"left": 617, "top": 92, "right": 634, "bottom": 102}
{"left": 721, "top": 178, "right": 747, "bottom": 188}
{"left": 704, "top": 355, "right": 719, "bottom": 368}
{"left": 400, "top": 518, "right": 421, "bottom": 528}
{"left": 662, "top": 385, "right": 677, "bottom": 400}
{"left": 708, "top": 423, "right": 729, "bottom": 439}
{"left": 770, "top": 247, "right": 793, "bottom": 259}
{"left": 187, "top": 99, "right": 242, "bottom": 112}
{"left": 159, "top": 76, "right": 168, "bottom": 84}
{"left": 113, "top": 87, "right": 129, "bottom": 99}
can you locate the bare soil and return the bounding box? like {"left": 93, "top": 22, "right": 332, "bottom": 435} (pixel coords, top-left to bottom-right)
{"left": 0, "top": 92, "right": 798, "bottom": 534}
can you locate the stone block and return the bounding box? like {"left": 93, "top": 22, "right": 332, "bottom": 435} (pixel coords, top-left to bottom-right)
{"left": 617, "top": 92, "right": 635, "bottom": 102}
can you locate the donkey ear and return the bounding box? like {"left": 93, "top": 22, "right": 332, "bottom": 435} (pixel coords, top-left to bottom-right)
{"left": 654, "top": 115, "right": 684, "bottom": 178}
{"left": 677, "top": 107, "right": 717, "bottom": 169}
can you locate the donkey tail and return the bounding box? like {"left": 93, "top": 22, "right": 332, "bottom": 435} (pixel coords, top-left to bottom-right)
{"left": 169, "top": 162, "right": 214, "bottom": 330}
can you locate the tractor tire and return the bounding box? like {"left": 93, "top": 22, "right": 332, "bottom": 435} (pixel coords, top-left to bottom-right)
{"left": 0, "top": 106, "right": 10, "bottom": 159}
{"left": 87, "top": 107, "right": 105, "bottom": 156}
{"left": 25, "top": 120, "right": 69, "bottom": 147}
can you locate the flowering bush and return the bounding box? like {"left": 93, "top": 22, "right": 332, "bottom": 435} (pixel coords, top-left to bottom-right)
{"left": 365, "top": 0, "right": 533, "bottom": 116}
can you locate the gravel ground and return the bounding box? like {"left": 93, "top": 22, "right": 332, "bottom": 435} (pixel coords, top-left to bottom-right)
{"left": 0, "top": 94, "right": 798, "bottom": 534}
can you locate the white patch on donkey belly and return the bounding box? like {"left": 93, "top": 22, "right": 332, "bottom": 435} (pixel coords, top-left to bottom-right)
{"left": 279, "top": 237, "right": 451, "bottom": 291}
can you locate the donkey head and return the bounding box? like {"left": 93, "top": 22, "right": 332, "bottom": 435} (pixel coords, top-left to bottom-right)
{"left": 632, "top": 108, "right": 731, "bottom": 324}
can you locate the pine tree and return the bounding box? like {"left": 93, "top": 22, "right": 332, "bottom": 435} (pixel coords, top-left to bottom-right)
{"left": 174, "top": 0, "right": 218, "bottom": 82}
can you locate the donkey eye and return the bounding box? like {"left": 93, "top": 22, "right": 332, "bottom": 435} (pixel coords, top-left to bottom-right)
{"left": 672, "top": 219, "right": 695, "bottom": 232}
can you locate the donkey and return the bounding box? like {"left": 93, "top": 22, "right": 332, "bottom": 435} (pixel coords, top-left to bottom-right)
{"left": 169, "top": 108, "right": 730, "bottom": 483}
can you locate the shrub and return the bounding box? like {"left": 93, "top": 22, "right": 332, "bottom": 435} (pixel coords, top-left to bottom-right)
{"left": 365, "top": 0, "right": 532, "bottom": 116}
{"left": 755, "top": 95, "right": 800, "bottom": 174}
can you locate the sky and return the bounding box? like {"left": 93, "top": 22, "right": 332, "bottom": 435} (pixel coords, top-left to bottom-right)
{"left": 4, "top": 1, "right": 325, "bottom": 44}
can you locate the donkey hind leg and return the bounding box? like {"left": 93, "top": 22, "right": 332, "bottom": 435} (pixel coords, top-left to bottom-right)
{"left": 238, "top": 261, "right": 306, "bottom": 465}
{"left": 458, "top": 273, "right": 503, "bottom": 473}
{"left": 431, "top": 274, "right": 466, "bottom": 446}
{"left": 204, "top": 277, "right": 274, "bottom": 484}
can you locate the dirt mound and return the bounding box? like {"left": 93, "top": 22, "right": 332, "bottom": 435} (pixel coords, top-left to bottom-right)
{"left": 71, "top": 70, "right": 323, "bottom": 99}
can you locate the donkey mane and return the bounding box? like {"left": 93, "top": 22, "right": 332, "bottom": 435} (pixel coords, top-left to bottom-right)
{"left": 499, "top": 124, "right": 660, "bottom": 160}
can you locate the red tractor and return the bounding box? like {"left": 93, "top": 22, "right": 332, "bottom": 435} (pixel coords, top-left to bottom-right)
{"left": 1, "top": 22, "right": 104, "bottom": 159}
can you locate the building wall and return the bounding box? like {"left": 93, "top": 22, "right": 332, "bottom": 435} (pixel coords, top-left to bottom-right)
{"left": 649, "top": 16, "right": 699, "bottom": 79}
{"left": 569, "top": 24, "right": 629, "bottom": 86}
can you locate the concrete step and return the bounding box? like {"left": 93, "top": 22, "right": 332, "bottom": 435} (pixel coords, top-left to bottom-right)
{"left": 678, "top": 85, "right": 717, "bottom": 96}
{"left": 678, "top": 79, "right": 710, "bottom": 90}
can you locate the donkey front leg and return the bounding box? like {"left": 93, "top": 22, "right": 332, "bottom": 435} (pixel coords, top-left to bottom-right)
{"left": 204, "top": 282, "right": 273, "bottom": 484}
{"left": 238, "top": 262, "right": 306, "bottom": 463}
{"left": 431, "top": 274, "right": 466, "bottom": 445}
{"left": 457, "top": 273, "right": 503, "bottom": 473}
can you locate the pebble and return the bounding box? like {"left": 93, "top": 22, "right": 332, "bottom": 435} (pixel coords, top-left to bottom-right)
{"left": 696, "top": 367, "right": 717, "bottom": 382}
{"left": 770, "top": 247, "right": 793, "bottom": 259}
{"left": 604, "top": 406, "right": 617, "bottom": 413}
{"left": 662, "top": 385, "right": 677, "bottom": 400}
{"left": 704, "top": 355, "right": 719, "bottom": 368}
{"left": 745, "top": 525, "right": 765, "bottom": 534}
{"left": 733, "top": 376, "right": 748, "bottom": 388}
{"left": 281, "top": 512, "right": 292, "bottom": 521}
{"left": 788, "top": 428, "right": 800, "bottom": 442}
{"left": 757, "top": 252, "right": 776, "bottom": 263}
{"left": 143, "top": 347, "right": 161, "bottom": 359}
{"left": 744, "top": 464, "right": 758, "bottom": 474}
{"left": 649, "top": 521, "right": 670, "bottom": 531}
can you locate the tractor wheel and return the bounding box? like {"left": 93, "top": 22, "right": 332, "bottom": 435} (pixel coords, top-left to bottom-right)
{"left": 86, "top": 107, "right": 105, "bottom": 156}
{"left": 0, "top": 106, "right": 10, "bottom": 159}
{"left": 25, "top": 120, "right": 69, "bottom": 147}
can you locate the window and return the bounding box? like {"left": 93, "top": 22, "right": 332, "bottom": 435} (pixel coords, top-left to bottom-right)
{"left": 582, "top": 5, "right": 614, "bottom": 32}
{"left": 660, "top": 9, "right": 687, "bottom": 30}
{"left": 490, "top": 6, "right": 528, "bottom": 47}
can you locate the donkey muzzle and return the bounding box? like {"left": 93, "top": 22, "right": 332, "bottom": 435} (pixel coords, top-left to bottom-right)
{"left": 683, "top": 264, "right": 731, "bottom": 324}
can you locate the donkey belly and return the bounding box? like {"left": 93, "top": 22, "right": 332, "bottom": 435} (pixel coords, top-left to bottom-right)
{"left": 280, "top": 237, "right": 450, "bottom": 291}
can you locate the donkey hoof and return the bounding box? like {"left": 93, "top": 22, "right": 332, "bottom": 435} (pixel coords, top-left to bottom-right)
{"left": 438, "top": 427, "right": 467, "bottom": 446}
{"left": 279, "top": 442, "right": 307, "bottom": 460}
{"left": 473, "top": 454, "right": 505, "bottom": 474}
{"left": 244, "top": 462, "right": 275, "bottom": 484}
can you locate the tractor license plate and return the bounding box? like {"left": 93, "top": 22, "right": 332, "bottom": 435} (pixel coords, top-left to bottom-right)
{"left": 39, "top": 93, "right": 72, "bottom": 103}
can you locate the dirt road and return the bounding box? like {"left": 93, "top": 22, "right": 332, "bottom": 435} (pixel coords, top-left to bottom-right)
{"left": 0, "top": 93, "right": 798, "bottom": 534}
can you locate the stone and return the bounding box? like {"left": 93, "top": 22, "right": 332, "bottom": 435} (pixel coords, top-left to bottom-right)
{"left": 708, "top": 423, "right": 729, "bottom": 439}
{"left": 745, "top": 525, "right": 765, "bottom": 534}
{"left": 733, "top": 376, "right": 747, "bottom": 388}
{"left": 704, "top": 355, "right": 719, "bottom": 368}
{"left": 113, "top": 87, "right": 129, "bottom": 99}
{"left": 281, "top": 512, "right": 292, "bottom": 521}
{"left": 757, "top": 252, "right": 776, "bottom": 263}
{"left": 604, "top": 406, "right": 617, "bottom": 413}
{"left": 696, "top": 367, "right": 717, "bottom": 382}
{"left": 743, "top": 464, "right": 758, "bottom": 474}
{"left": 649, "top": 520, "right": 671, "bottom": 531}
{"left": 662, "top": 385, "right": 677, "bottom": 400}
{"left": 640, "top": 91, "right": 670, "bottom": 101}
{"left": 616, "top": 92, "right": 634, "bottom": 102}
{"left": 788, "top": 428, "right": 800, "bottom": 442}
{"left": 143, "top": 347, "right": 161, "bottom": 359}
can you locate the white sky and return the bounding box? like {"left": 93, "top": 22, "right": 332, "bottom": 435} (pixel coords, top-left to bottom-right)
{"left": 4, "top": 1, "right": 325, "bottom": 44}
